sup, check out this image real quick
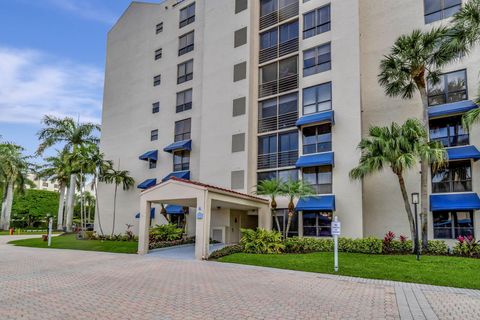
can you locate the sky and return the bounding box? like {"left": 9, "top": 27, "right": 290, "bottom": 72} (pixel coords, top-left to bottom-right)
{"left": 0, "top": 0, "right": 134, "bottom": 158}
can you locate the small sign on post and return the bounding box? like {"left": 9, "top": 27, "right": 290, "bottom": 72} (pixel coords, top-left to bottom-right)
{"left": 47, "top": 217, "right": 53, "bottom": 247}
{"left": 331, "top": 216, "right": 341, "bottom": 272}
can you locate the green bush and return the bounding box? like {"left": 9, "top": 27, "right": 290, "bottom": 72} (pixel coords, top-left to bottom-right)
{"left": 149, "top": 224, "right": 183, "bottom": 242}
{"left": 284, "top": 237, "right": 333, "bottom": 253}
{"left": 208, "top": 244, "right": 244, "bottom": 260}
{"left": 452, "top": 236, "right": 480, "bottom": 258}
{"left": 426, "top": 240, "right": 449, "bottom": 255}
{"left": 149, "top": 237, "right": 195, "bottom": 250}
{"left": 344, "top": 237, "right": 383, "bottom": 254}
{"left": 240, "top": 228, "right": 284, "bottom": 254}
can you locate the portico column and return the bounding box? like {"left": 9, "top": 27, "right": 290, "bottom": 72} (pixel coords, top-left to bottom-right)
{"left": 298, "top": 211, "right": 303, "bottom": 237}
{"left": 138, "top": 200, "right": 151, "bottom": 255}
{"left": 195, "top": 190, "right": 211, "bottom": 260}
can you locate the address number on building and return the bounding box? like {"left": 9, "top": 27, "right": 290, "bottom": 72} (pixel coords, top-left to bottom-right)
{"left": 331, "top": 221, "right": 341, "bottom": 236}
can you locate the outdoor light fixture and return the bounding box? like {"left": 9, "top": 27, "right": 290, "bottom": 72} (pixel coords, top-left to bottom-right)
{"left": 411, "top": 192, "right": 419, "bottom": 205}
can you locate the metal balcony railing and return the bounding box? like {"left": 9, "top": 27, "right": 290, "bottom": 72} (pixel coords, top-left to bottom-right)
{"left": 259, "top": 1, "right": 299, "bottom": 31}
{"left": 257, "top": 150, "right": 298, "bottom": 169}
{"left": 259, "top": 74, "right": 298, "bottom": 98}
{"left": 259, "top": 38, "right": 299, "bottom": 64}
{"left": 258, "top": 111, "right": 298, "bottom": 133}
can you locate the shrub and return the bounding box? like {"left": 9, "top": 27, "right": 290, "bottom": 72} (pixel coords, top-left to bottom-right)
{"left": 149, "top": 224, "right": 183, "bottom": 242}
{"left": 453, "top": 236, "right": 480, "bottom": 258}
{"left": 382, "top": 231, "right": 396, "bottom": 254}
{"left": 240, "top": 228, "right": 284, "bottom": 254}
{"left": 208, "top": 244, "right": 244, "bottom": 260}
{"left": 426, "top": 240, "right": 448, "bottom": 255}
{"left": 149, "top": 237, "right": 195, "bottom": 250}
{"left": 284, "top": 237, "right": 333, "bottom": 253}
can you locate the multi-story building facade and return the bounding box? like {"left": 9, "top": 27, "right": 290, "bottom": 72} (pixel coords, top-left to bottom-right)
{"left": 98, "top": 0, "right": 480, "bottom": 255}
{"left": 26, "top": 173, "right": 60, "bottom": 192}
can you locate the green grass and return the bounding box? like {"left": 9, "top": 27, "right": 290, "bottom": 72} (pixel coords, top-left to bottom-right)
{"left": 8, "top": 234, "right": 138, "bottom": 254}
{"left": 218, "top": 252, "right": 480, "bottom": 289}
{"left": 0, "top": 230, "right": 62, "bottom": 235}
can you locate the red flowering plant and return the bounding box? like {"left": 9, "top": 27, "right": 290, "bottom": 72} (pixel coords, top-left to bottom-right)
{"left": 453, "top": 235, "right": 479, "bottom": 258}
{"left": 382, "top": 231, "right": 396, "bottom": 254}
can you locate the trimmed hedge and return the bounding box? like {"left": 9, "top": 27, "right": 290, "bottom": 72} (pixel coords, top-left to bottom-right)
{"left": 209, "top": 244, "right": 243, "bottom": 260}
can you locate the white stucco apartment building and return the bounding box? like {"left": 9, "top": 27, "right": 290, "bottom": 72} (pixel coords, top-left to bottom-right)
{"left": 97, "top": 0, "right": 480, "bottom": 258}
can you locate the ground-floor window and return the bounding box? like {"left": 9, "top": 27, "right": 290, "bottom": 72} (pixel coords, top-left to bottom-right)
{"left": 170, "top": 214, "right": 186, "bottom": 229}
{"left": 303, "top": 211, "right": 332, "bottom": 237}
{"left": 433, "top": 211, "right": 474, "bottom": 239}
{"left": 272, "top": 209, "right": 298, "bottom": 237}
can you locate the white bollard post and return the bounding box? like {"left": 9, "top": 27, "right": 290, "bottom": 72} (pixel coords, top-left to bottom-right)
{"left": 48, "top": 217, "right": 53, "bottom": 247}
{"left": 331, "top": 216, "right": 341, "bottom": 272}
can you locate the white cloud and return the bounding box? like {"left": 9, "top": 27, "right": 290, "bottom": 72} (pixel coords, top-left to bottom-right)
{"left": 0, "top": 47, "right": 103, "bottom": 124}
{"left": 46, "top": 0, "right": 117, "bottom": 25}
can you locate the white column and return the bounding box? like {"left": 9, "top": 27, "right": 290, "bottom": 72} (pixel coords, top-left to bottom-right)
{"left": 298, "top": 211, "right": 303, "bottom": 237}
{"left": 137, "top": 200, "right": 151, "bottom": 255}
{"left": 195, "top": 191, "right": 210, "bottom": 260}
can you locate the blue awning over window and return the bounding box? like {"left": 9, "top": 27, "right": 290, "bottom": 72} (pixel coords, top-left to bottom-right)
{"left": 166, "top": 205, "right": 185, "bottom": 215}
{"left": 162, "top": 170, "right": 190, "bottom": 182}
{"left": 139, "top": 150, "right": 158, "bottom": 161}
{"left": 428, "top": 100, "right": 478, "bottom": 118}
{"left": 296, "top": 110, "right": 334, "bottom": 127}
{"left": 296, "top": 152, "right": 334, "bottom": 168}
{"left": 296, "top": 195, "right": 335, "bottom": 211}
{"left": 163, "top": 140, "right": 192, "bottom": 153}
{"left": 135, "top": 207, "right": 155, "bottom": 219}
{"left": 447, "top": 145, "right": 480, "bottom": 161}
{"left": 430, "top": 193, "right": 480, "bottom": 211}
{"left": 137, "top": 178, "right": 157, "bottom": 190}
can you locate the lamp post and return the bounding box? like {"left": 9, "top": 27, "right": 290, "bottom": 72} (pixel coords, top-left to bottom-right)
{"left": 411, "top": 192, "right": 420, "bottom": 261}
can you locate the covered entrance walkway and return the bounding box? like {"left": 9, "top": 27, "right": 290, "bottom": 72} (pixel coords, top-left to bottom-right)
{"left": 138, "top": 177, "right": 270, "bottom": 260}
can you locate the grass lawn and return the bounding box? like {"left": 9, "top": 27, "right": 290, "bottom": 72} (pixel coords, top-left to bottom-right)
{"left": 218, "top": 252, "right": 480, "bottom": 289}
{"left": 0, "top": 230, "right": 63, "bottom": 235}
{"left": 8, "top": 234, "right": 138, "bottom": 254}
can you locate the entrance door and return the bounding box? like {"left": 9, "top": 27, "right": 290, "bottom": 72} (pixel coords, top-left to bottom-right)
{"left": 230, "top": 211, "right": 241, "bottom": 243}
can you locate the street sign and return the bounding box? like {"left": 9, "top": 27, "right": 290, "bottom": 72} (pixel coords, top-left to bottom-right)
{"left": 332, "top": 217, "right": 340, "bottom": 272}
{"left": 331, "top": 221, "right": 341, "bottom": 235}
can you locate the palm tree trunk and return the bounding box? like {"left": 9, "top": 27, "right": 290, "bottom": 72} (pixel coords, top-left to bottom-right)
{"left": 418, "top": 86, "right": 430, "bottom": 250}
{"left": 1, "top": 182, "right": 14, "bottom": 230}
{"left": 1, "top": 186, "right": 8, "bottom": 230}
{"left": 57, "top": 185, "right": 66, "bottom": 230}
{"left": 94, "top": 178, "right": 104, "bottom": 235}
{"left": 65, "top": 173, "right": 77, "bottom": 232}
{"left": 396, "top": 173, "right": 418, "bottom": 253}
{"left": 111, "top": 184, "right": 118, "bottom": 236}
{"left": 285, "top": 211, "right": 294, "bottom": 239}
{"left": 272, "top": 209, "right": 281, "bottom": 232}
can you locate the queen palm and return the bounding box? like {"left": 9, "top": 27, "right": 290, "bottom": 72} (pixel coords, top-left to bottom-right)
{"left": 350, "top": 119, "right": 446, "bottom": 253}
{"left": 256, "top": 179, "right": 283, "bottom": 232}
{"left": 37, "top": 115, "right": 100, "bottom": 232}
{"left": 282, "top": 179, "right": 315, "bottom": 239}
{"left": 101, "top": 164, "right": 134, "bottom": 236}
{"left": 378, "top": 27, "right": 456, "bottom": 249}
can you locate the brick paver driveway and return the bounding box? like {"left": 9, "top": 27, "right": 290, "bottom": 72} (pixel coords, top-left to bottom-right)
{"left": 1, "top": 236, "right": 479, "bottom": 320}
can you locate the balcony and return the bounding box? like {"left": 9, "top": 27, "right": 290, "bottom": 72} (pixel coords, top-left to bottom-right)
{"left": 260, "top": 1, "right": 299, "bottom": 31}
{"left": 259, "top": 74, "right": 298, "bottom": 98}
{"left": 258, "top": 111, "right": 298, "bottom": 133}
{"left": 259, "top": 38, "right": 299, "bottom": 64}
{"left": 258, "top": 150, "right": 298, "bottom": 169}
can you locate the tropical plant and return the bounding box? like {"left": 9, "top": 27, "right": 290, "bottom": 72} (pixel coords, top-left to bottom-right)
{"left": 447, "top": 0, "right": 480, "bottom": 56}
{"left": 240, "top": 228, "right": 284, "bottom": 254}
{"left": 281, "top": 180, "right": 315, "bottom": 238}
{"left": 149, "top": 223, "right": 183, "bottom": 242}
{"left": 255, "top": 179, "right": 283, "bottom": 233}
{"left": 350, "top": 119, "right": 446, "bottom": 254}
{"left": 36, "top": 115, "right": 100, "bottom": 232}
{"left": 10, "top": 189, "right": 59, "bottom": 228}
{"left": 101, "top": 163, "right": 134, "bottom": 236}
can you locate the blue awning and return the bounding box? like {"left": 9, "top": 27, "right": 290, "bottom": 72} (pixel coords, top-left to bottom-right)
{"left": 296, "top": 152, "right": 334, "bottom": 168}
{"left": 135, "top": 207, "right": 155, "bottom": 219}
{"left": 162, "top": 170, "right": 190, "bottom": 182}
{"left": 428, "top": 100, "right": 478, "bottom": 118}
{"left": 137, "top": 178, "right": 157, "bottom": 189}
{"left": 163, "top": 139, "right": 192, "bottom": 153}
{"left": 139, "top": 150, "right": 158, "bottom": 161}
{"left": 296, "top": 110, "right": 334, "bottom": 127}
{"left": 296, "top": 195, "right": 335, "bottom": 211}
{"left": 430, "top": 193, "right": 480, "bottom": 211}
{"left": 447, "top": 145, "right": 480, "bottom": 161}
{"left": 166, "top": 205, "right": 185, "bottom": 215}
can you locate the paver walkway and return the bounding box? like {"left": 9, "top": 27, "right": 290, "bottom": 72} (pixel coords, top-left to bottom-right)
{"left": 0, "top": 235, "right": 479, "bottom": 319}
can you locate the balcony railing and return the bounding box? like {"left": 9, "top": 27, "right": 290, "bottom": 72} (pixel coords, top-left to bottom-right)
{"left": 259, "top": 74, "right": 298, "bottom": 98}
{"left": 431, "top": 134, "right": 469, "bottom": 147}
{"left": 258, "top": 111, "right": 298, "bottom": 133}
{"left": 258, "top": 150, "right": 298, "bottom": 169}
{"left": 259, "top": 1, "right": 299, "bottom": 31}
{"left": 259, "top": 38, "right": 299, "bottom": 64}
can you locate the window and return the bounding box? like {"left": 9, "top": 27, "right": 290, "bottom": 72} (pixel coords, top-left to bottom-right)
{"left": 428, "top": 69, "right": 467, "bottom": 106}
{"left": 279, "top": 20, "right": 299, "bottom": 44}
{"left": 257, "top": 169, "right": 298, "bottom": 184}
{"left": 260, "top": 0, "right": 278, "bottom": 17}
{"left": 279, "top": 56, "right": 297, "bottom": 78}
{"left": 233, "top": 97, "right": 246, "bottom": 116}
{"left": 235, "top": 0, "right": 248, "bottom": 14}
{"left": 302, "top": 124, "right": 332, "bottom": 154}
{"left": 424, "top": 0, "right": 461, "bottom": 24}
{"left": 432, "top": 161, "right": 472, "bottom": 193}
{"left": 258, "top": 93, "right": 298, "bottom": 132}
{"left": 303, "top": 82, "right": 332, "bottom": 115}
{"left": 279, "top": 131, "right": 298, "bottom": 154}
{"left": 233, "top": 62, "right": 247, "bottom": 82}
{"left": 433, "top": 211, "right": 474, "bottom": 239}
{"left": 272, "top": 209, "right": 298, "bottom": 236}
{"left": 42, "top": 182, "right": 48, "bottom": 187}
{"left": 176, "top": 89, "right": 193, "bottom": 113}
{"left": 177, "top": 60, "right": 193, "bottom": 84}
{"left": 232, "top": 133, "right": 246, "bottom": 153}
{"left": 304, "top": 43, "right": 331, "bottom": 76}
{"left": 179, "top": 2, "right": 195, "bottom": 28}
{"left": 179, "top": 31, "right": 194, "bottom": 56}
{"left": 258, "top": 134, "right": 277, "bottom": 155}
{"left": 149, "top": 160, "right": 157, "bottom": 169}
{"left": 258, "top": 131, "right": 298, "bottom": 169}
{"left": 260, "top": 28, "right": 278, "bottom": 50}
{"left": 231, "top": 170, "right": 245, "bottom": 189}
{"left": 429, "top": 115, "right": 469, "bottom": 147}
{"left": 155, "top": 48, "right": 162, "bottom": 60}
{"left": 54, "top": 184, "right": 59, "bottom": 189}
{"left": 150, "top": 129, "right": 159, "bottom": 141}
{"left": 303, "top": 5, "right": 330, "bottom": 39}
{"left": 152, "top": 102, "right": 160, "bottom": 114}
{"left": 303, "top": 165, "right": 332, "bottom": 194}
{"left": 153, "top": 75, "right": 161, "bottom": 86}
{"left": 156, "top": 22, "right": 163, "bottom": 34}
{"left": 173, "top": 150, "right": 190, "bottom": 171}
{"left": 174, "top": 118, "right": 191, "bottom": 141}
{"left": 234, "top": 27, "right": 248, "bottom": 48}
{"left": 303, "top": 211, "right": 332, "bottom": 237}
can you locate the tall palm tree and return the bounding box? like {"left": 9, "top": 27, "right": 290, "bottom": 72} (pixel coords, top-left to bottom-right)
{"left": 101, "top": 163, "right": 134, "bottom": 236}
{"left": 256, "top": 179, "right": 283, "bottom": 232}
{"left": 282, "top": 180, "right": 315, "bottom": 239}
{"left": 350, "top": 119, "right": 446, "bottom": 253}
{"left": 36, "top": 149, "right": 70, "bottom": 230}
{"left": 36, "top": 115, "right": 100, "bottom": 232}
{"left": 0, "top": 143, "right": 30, "bottom": 230}
{"left": 378, "top": 27, "right": 456, "bottom": 249}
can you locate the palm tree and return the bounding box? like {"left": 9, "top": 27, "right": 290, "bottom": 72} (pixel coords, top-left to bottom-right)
{"left": 0, "top": 143, "right": 30, "bottom": 230}
{"left": 282, "top": 180, "right": 315, "bottom": 239}
{"left": 36, "top": 149, "right": 70, "bottom": 230}
{"left": 101, "top": 163, "right": 134, "bottom": 236}
{"left": 256, "top": 179, "right": 283, "bottom": 233}
{"left": 36, "top": 115, "right": 100, "bottom": 232}
{"left": 378, "top": 27, "right": 456, "bottom": 249}
{"left": 350, "top": 119, "right": 446, "bottom": 253}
